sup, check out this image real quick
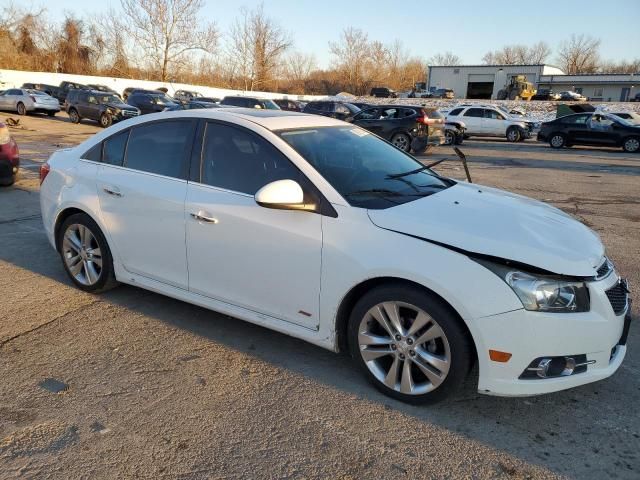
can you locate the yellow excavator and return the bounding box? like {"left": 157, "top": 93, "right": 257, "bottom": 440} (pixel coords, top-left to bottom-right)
{"left": 496, "top": 75, "right": 537, "bottom": 101}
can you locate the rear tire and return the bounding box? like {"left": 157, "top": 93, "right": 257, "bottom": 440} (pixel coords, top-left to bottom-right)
{"left": 391, "top": 133, "right": 411, "bottom": 152}
{"left": 622, "top": 136, "right": 640, "bottom": 153}
{"left": 68, "top": 108, "right": 80, "bottom": 124}
{"left": 16, "top": 102, "right": 27, "bottom": 116}
{"left": 57, "top": 213, "right": 119, "bottom": 293}
{"left": 549, "top": 133, "right": 566, "bottom": 149}
{"left": 348, "top": 284, "right": 473, "bottom": 405}
{"left": 47, "top": 111, "right": 56, "bottom": 117}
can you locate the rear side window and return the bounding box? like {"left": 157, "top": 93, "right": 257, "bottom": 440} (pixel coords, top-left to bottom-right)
{"left": 103, "top": 130, "right": 130, "bottom": 166}
{"left": 449, "top": 108, "right": 464, "bottom": 116}
{"left": 464, "top": 108, "right": 484, "bottom": 118}
{"left": 125, "top": 120, "right": 193, "bottom": 178}
{"left": 200, "top": 122, "right": 300, "bottom": 195}
{"left": 82, "top": 143, "right": 102, "bottom": 162}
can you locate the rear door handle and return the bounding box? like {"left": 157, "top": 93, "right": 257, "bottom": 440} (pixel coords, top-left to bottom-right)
{"left": 103, "top": 186, "right": 122, "bottom": 197}
{"left": 190, "top": 211, "right": 218, "bottom": 224}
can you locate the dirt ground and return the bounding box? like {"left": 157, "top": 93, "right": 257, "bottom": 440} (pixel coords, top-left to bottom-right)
{"left": 0, "top": 112, "right": 639, "bottom": 480}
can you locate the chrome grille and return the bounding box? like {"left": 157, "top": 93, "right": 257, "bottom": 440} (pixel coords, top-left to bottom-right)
{"left": 122, "top": 110, "right": 139, "bottom": 117}
{"left": 605, "top": 281, "right": 629, "bottom": 316}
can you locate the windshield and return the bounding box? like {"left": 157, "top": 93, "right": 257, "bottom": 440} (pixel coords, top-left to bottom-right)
{"left": 151, "top": 94, "right": 175, "bottom": 105}
{"left": 98, "top": 94, "right": 121, "bottom": 104}
{"left": 261, "top": 99, "right": 281, "bottom": 110}
{"left": 279, "top": 126, "right": 453, "bottom": 209}
{"left": 344, "top": 103, "right": 361, "bottom": 114}
{"left": 606, "top": 113, "right": 634, "bottom": 127}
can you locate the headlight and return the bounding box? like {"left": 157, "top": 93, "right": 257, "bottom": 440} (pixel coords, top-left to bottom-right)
{"left": 478, "top": 261, "right": 590, "bottom": 313}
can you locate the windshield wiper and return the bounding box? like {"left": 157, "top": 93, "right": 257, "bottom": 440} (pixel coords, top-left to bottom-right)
{"left": 345, "top": 188, "right": 405, "bottom": 197}
{"left": 386, "top": 165, "right": 430, "bottom": 179}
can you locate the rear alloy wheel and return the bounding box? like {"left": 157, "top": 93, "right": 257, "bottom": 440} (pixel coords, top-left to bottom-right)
{"left": 550, "top": 133, "right": 566, "bottom": 149}
{"left": 391, "top": 133, "right": 411, "bottom": 152}
{"left": 58, "top": 213, "right": 118, "bottom": 293}
{"left": 622, "top": 137, "right": 640, "bottom": 153}
{"left": 16, "top": 102, "right": 27, "bottom": 116}
{"left": 506, "top": 127, "right": 521, "bottom": 142}
{"left": 68, "top": 109, "right": 80, "bottom": 124}
{"left": 348, "top": 285, "right": 472, "bottom": 404}
{"left": 100, "top": 113, "right": 113, "bottom": 128}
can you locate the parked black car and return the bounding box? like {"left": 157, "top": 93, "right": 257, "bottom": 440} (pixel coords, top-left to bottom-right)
{"left": 219, "top": 96, "right": 281, "bottom": 109}
{"left": 431, "top": 88, "right": 454, "bottom": 99}
{"left": 538, "top": 112, "right": 640, "bottom": 153}
{"left": 273, "top": 99, "right": 304, "bottom": 111}
{"left": 630, "top": 92, "right": 640, "bottom": 102}
{"left": 163, "top": 100, "right": 222, "bottom": 111}
{"left": 197, "top": 96, "right": 220, "bottom": 104}
{"left": 66, "top": 89, "right": 140, "bottom": 127}
{"left": 87, "top": 84, "right": 120, "bottom": 96}
{"left": 531, "top": 89, "right": 560, "bottom": 101}
{"left": 126, "top": 91, "right": 179, "bottom": 114}
{"left": 349, "top": 105, "right": 445, "bottom": 154}
{"left": 370, "top": 87, "right": 398, "bottom": 98}
{"left": 302, "top": 101, "right": 360, "bottom": 121}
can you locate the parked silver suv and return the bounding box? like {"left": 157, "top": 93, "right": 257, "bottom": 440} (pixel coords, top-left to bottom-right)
{"left": 445, "top": 104, "right": 540, "bottom": 142}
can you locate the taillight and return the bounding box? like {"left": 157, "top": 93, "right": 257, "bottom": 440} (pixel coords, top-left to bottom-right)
{"left": 39, "top": 163, "right": 50, "bottom": 185}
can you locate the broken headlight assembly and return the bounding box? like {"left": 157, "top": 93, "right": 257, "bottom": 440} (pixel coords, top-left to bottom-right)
{"left": 477, "top": 260, "right": 590, "bottom": 313}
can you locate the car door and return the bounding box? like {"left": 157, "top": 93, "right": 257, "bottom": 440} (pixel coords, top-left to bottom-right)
{"left": 84, "top": 93, "right": 101, "bottom": 120}
{"left": 352, "top": 107, "right": 383, "bottom": 134}
{"left": 483, "top": 109, "right": 506, "bottom": 136}
{"left": 563, "top": 114, "right": 591, "bottom": 144}
{"left": 586, "top": 115, "right": 617, "bottom": 146}
{"left": 462, "top": 108, "right": 485, "bottom": 134}
{"left": 2, "top": 89, "right": 21, "bottom": 110}
{"left": 96, "top": 119, "right": 196, "bottom": 289}
{"left": 185, "top": 121, "right": 323, "bottom": 328}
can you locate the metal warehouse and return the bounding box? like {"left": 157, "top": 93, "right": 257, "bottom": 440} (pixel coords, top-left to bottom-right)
{"left": 428, "top": 64, "right": 565, "bottom": 99}
{"left": 537, "top": 73, "right": 638, "bottom": 102}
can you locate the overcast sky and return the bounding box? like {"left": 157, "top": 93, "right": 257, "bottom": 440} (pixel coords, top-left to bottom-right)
{"left": 42, "top": 0, "right": 640, "bottom": 68}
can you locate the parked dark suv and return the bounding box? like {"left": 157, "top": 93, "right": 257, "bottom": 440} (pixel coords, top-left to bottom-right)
{"left": 302, "top": 101, "right": 361, "bottom": 121}
{"left": 219, "top": 96, "right": 281, "bottom": 109}
{"left": 350, "top": 105, "right": 445, "bottom": 153}
{"left": 126, "top": 91, "right": 179, "bottom": 115}
{"left": 370, "top": 87, "right": 398, "bottom": 98}
{"left": 65, "top": 89, "right": 140, "bottom": 127}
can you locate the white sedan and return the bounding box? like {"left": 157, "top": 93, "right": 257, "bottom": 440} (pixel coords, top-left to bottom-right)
{"left": 39, "top": 109, "right": 630, "bottom": 403}
{"left": 0, "top": 88, "right": 60, "bottom": 116}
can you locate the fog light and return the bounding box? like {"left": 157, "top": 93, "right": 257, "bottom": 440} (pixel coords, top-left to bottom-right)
{"left": 520, "top": 354, "right": 592, "bottom": 379}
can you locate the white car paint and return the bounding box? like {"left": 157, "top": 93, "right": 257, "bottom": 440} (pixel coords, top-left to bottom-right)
{"left": 40, "top": 109, "right": 628, "bottom": 398}
{"left": 446, "top": 104, "right": 537, "bottom": 139}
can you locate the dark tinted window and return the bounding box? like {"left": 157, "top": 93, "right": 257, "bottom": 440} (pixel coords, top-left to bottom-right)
{"left": 103, "top": 130, "right": 130, "bottom": 166}
{"left": 125, "top": 120, "right": 193, "bottom": 178}
{"left": 6, "top": 89, "right": 21, "bottom": 95}
{"left": 464, "top": 108, "right": 484, "bottom": 118}
{"left": 561, "top": 114, "right": 590, "bottom": 124}
{"left": 449, "top": 108, "right": 464, "bottom": 116}
{"left": 201, "top": 122, "right": 300, "bottom": 195}
{"left": 82, "top": 143, "right": 102, "bottom": 162}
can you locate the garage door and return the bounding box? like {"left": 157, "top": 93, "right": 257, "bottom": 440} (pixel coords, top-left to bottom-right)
{"left": 467, "top": 82, "right": 494, "bottom": 99}
{"left": 468, "top": 74, "right": 495, "bottom": 82}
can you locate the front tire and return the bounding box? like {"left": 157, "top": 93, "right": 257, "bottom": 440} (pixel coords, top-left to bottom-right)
{"left": 68, "top": 108, "right": 80, "bottom": 124}
{"left": 100, "top": 113, "right": 113, "bottom": 128}
{"left": 549, "top": 133, "right": 566, "bottom": 149}
{"left": 506, "top": 127, "right": 521, "bottom": 142}
{"left": 58, "top": 213, "right": 119, "bottom": 293}
{"left": 391, "top": 133, "right": 411, "bottom": 152}
{"left": 348, "top": 284, "right": 473, "bottom": 404}
{"left": 16, "top": 102, "right": 27, "bottom": 116}
{"left": 444, "top": 130, "right": 455, "bottom": 145}
{"left": 622, "top": 136, "right": 640, "bottom": 153}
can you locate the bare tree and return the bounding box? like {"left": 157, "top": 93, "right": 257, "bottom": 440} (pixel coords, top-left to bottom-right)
{"left": 598, "top": 59, "right": 640, "bottom": 74}
{"left": 527, "top": 41, "right": 552, "bottom": 64}
{"left": 482, "top": 42, "right": 550, "bottom": 65}
{"left": 429, "top": 51, "right": 461, "bottom": 66}
{"left": 56, "top": 16, "right": 95, "bottom": 74}
{"left": 227, "top": 4, "right": 292, "bottom": 91}
{"left": 284, "top": 51, "right": 316, "bottom": 83}
{"left": 556, "top": 34, "right": 601, "bottom": 74}
{"left": 329, "top": 27, "right": 371, "bottom": 94}
{"left": 120, "top": 0, "right": 218, "bottom": 81}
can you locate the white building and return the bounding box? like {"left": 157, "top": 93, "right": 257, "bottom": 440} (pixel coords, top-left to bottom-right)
{"left": 428, "top": 64, "right": 565, "bottom": 99}
{"left": 537, "top": 73, "right": 638, "bottom": 102}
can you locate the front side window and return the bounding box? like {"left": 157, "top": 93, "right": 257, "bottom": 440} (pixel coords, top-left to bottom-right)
{"left": 485, "top": 110, "right": 504, "bottom": 120}
{"left": 124, "top": 120, "right": 193, "bottom": 178}
{"left": 561, "top": 114, "right": 590, "bottom": 125}
{"left": 464, "top": 108, "right": 484, "bottom": 118}
{"left": 200, "top": 122, "right": 300, "bottom": 195}
{"left": 279, "top": 126, "right": 453, "bottom": 209}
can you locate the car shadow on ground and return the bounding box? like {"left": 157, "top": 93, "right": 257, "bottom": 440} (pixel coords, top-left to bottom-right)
{"left": 1, "top": 217, "right": 637, "bottom": 479}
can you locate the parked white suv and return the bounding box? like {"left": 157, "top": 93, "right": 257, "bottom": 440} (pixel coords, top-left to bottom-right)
{"left": 40, "top": 109, "right": 629, "bottom": 404}
{"left": 446, "top": 104, "right": 540, "bottom": 142}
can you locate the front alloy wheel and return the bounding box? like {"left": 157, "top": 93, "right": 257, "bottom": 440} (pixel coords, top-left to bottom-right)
{"left": 348, "top": 285, "right": 472, "bottom": 404}
{"left": 622, "top": 137, "right": 639, "bottom": 153}
{"left": 358, "top": 301, "right": 451, "bottom": 395}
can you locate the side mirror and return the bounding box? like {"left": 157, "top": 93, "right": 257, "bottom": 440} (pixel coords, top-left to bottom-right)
{"left": 255, "top": 179, "right": 316, "bottom": 212}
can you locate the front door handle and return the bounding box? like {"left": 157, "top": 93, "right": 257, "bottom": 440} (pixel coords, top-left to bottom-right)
{"left": 190, "top": 211, "right": 218, "bottom": 224}
{"left": 103, "top": 186, "right": 122, "bottom": 197}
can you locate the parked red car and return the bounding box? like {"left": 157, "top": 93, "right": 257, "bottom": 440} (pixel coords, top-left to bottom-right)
{"left": 0, "top": 122, "right": 19, "bottom": 185}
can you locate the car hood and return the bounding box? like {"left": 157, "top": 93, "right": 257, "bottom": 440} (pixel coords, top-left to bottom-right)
{"left": 367, "top": 182, "right": 603, "bottom": 277}
{"left": 106, "top": 102, "right": 136, "bottom": 110}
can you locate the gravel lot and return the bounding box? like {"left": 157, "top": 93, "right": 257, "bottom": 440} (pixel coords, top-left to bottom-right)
{"left": 0, "top": 112, "right": 638, "bottom": 479}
